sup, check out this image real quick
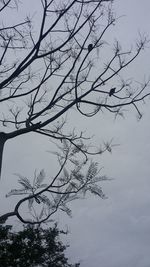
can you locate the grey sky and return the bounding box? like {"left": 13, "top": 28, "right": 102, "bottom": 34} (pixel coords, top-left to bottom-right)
{"left": 60, "top": 1, "right": 150, "bottom": 266}
{"left": 1, "top": 1, "right": 150, "bottom": 267}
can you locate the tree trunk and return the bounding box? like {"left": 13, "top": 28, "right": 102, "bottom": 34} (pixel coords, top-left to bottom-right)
{"left": 0, "top": 132, "right": 7, "bottom": 179}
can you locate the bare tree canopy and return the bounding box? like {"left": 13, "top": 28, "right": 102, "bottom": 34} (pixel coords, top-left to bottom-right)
{"left": 0, "top": 0, "right": 150, "bottom": 224}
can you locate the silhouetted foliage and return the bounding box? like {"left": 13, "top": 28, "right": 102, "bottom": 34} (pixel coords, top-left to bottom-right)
{"left": 0, "top": 223, "right": 80, "bottom": 267}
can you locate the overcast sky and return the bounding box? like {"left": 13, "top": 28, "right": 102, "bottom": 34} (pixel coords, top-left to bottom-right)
{"left": 61, "top": 1, "right": 150, "bottom": 266}
{"left": 1, "top": 1, "right": 150, "bottom": 267}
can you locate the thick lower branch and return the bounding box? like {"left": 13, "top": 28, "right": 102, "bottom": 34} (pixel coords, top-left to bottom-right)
{"left": 0, "top": 211, "right": 17, "bottom": 223}
{"left": 0, "top": 132, "right": 7, "bottom": 178}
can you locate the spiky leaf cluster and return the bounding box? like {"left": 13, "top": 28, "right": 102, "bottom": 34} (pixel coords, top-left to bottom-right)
{"left": 5, "top": 139, "right": 109, "bottom": 224}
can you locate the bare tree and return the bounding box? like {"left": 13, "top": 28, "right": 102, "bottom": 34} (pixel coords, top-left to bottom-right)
{"left": 0, "top": 0, "right": 150, "bottom": 223}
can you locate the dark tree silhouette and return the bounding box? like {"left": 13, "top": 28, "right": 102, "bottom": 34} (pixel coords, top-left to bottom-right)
{"left": 0, "top": 0, "right": 150, "bottom": 224}
{"left": 0, "top": 223, "right": 80, "bottom": 267}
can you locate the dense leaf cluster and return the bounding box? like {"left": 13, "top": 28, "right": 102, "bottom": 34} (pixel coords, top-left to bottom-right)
{"left": 0, "top": 224, "right": 80, "bottom": 267}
